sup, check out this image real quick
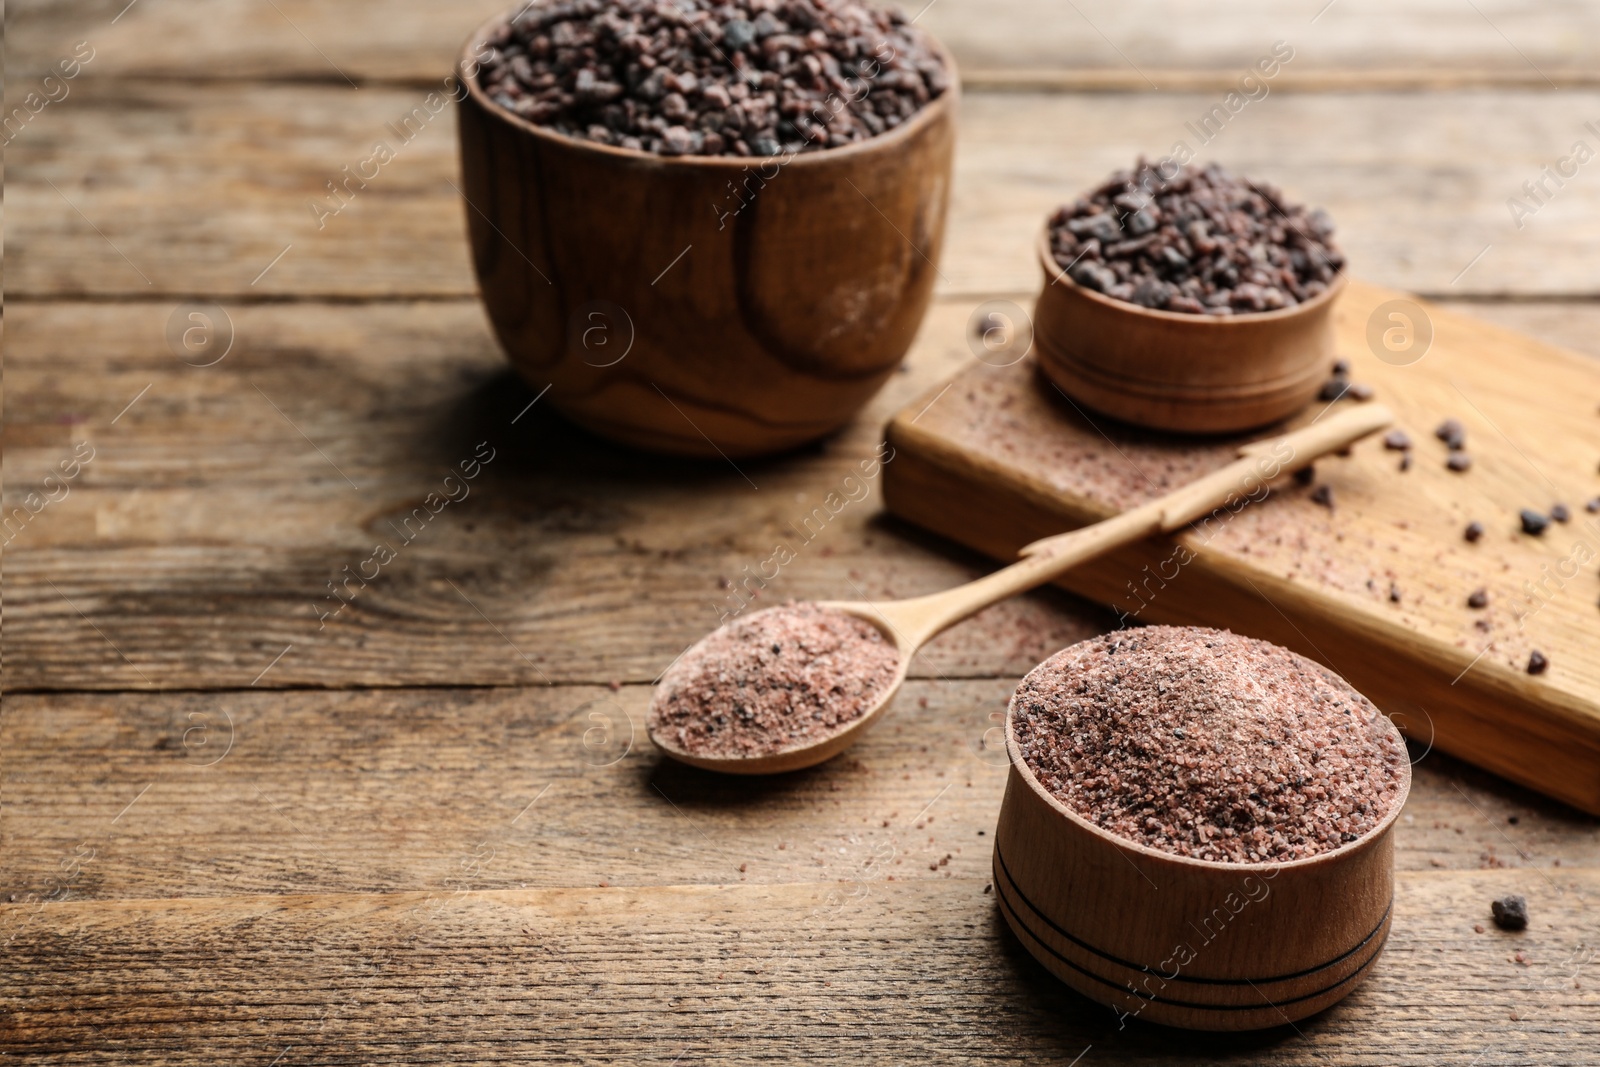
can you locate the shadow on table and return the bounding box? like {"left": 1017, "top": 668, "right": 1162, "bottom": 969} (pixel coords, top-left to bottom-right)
{"left": 869, "top": 509, "right": 1121, "bottom": 624}
{"left": 643, "top": 745, "right": 850, "bottom": 808}
{"left": 432, "top": 368, "right": 837, "bottom": 488}
{"left": 637, "top": 758, "right": 1324, "bottom": 1063}
{"left": 984, "top": 905, "right": 1319, "bottom": 1063}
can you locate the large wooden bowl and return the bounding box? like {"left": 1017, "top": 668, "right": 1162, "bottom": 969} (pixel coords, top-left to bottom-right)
{"left": 993, "top": 651, "right": 1409, "bottom": 1031}
{"left": 456, "top": 15, "right": 958, "bottom": 457}
{"left": 1033, "top": 229, "right": 1346, "bottom": 433}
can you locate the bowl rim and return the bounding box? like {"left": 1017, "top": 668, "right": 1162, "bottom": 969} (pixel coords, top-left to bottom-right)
{"left": 1036, "top": 227, "right": 1348, "bottom": 327}
{"left": 1003, "top": 631, "right": 1413, "bottom": 875}
{"left": 457, "top": 6, "right": 960, "bottom": 169}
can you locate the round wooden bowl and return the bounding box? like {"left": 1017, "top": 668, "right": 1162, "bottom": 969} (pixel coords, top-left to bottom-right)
{"left": 456, "top": 15, "right": 958, "bottom": 457}
{"left": 1032, "top": 229, "right": 1347, "bottom": 433}
{"left": 993, "top": 658, "right": 1409, "bottom": 1031}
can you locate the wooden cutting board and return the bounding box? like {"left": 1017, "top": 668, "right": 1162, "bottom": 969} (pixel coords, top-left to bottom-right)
{"left": 883, "top": 278, "right": 1600, "bottom": 814}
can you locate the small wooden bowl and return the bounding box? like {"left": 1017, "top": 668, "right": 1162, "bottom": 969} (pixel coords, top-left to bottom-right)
{"left": 993, "top": 662, "right": 1409, "bottom": 1031}
{"left": 456, "top": 14, "right": 958, "bottom": 457}
{"left": 1032, "top": 229, "right": 1347, "bottom": 433}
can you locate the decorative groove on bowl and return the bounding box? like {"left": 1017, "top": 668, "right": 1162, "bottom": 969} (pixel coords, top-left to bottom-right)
{"left": 993, "top": 842, "right": 1391, "bottom": 1018}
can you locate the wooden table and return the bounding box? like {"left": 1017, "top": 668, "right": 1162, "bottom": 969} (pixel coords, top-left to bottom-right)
{"left": 5, "top": 2, "right": 1598, "bottom": 1062}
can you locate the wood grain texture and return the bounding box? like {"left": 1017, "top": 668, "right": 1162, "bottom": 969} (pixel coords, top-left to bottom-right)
{"left": 922, "top": 0, "right": 1600, "bottom": 85}
{"left": 10, "top": 83, "right": 1600, "bottom": 300}
{"left": 0, "top": 679, "right": 1017, "bottom": 902}
{"left": 10, "top": 0, "right": 1600, "bottom": 84}
{"left": 6, "top": 297, "right": 1600, "bottom": 695}
{"left": 1447, "top": 301, "right": 1600, "bottom": 358}
{"left": 3, "top": 683, "right": 1593, "bottom": 905}
{"left": 944, "top": 90, "right": 1600, "bottom": 299}
{"left": 3, "top": 872, "right": 1596, "bottom": 1064}
{"left": 0, "top": 298, "right": 1113, "bottom": 691}
{"left": 884, "top": 280, "right": 1600, "bottom": 812}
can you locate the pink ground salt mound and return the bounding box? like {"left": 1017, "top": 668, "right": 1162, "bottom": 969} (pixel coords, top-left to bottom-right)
{"left": 651, "top": 603, "right": 901, "bottom": 758}
{"left": 1012, "top": 626, "right": 1408, "bottom": 863}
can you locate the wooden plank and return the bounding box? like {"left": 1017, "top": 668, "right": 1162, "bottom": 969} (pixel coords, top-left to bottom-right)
{"left": 968, "top": 69, "right": 1600, "bottom": 93}
{"left": 0, "top": 298, "right": 1113, "bottom": 691}
{"left": 9, "top": 0, "right": 1600, "bottom": 84}
{"left": 1435, "top": 300, "right": 1600, "bottom": 362}
{"left": 6, "top": 297, "right": 1600, "bottom": 693}
{"left": 945, "top": 90, "right": 1600, "bottom": 298}
{"left": 0, "top": 679, "right": 1018, "bottom": 901}
{"left": 3, "top": 871, "right": 1595, "bottom": 1063}
{"left": 9, "top": 83, "right": 1600, "bottom": 300}
{"left": 7, "top": 81, "right": 476, "bottom": 300}
{"left": 882, "top": 280, "right": 1600, "bottom": 812}
{"left": 3, "top": 682, "right": 1594, "bottom": 905}
{"left": 7, "top": 295, "right": 1600, "bottom": 696}
{"left": 925, "top": 0, "right": 1600, "bottom": 85}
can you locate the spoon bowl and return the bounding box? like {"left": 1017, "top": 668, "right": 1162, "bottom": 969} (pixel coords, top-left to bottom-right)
{"left": 644, "top": 591, "right": 970, "bottom": 775}
{"left": 647, "top": 404, "right": 1395, "bottom": 774}
{"left": 648, "top": 612, "right": 914, "bottom": 776}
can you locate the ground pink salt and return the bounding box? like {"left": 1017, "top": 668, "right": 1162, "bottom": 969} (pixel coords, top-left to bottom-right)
{"left": 651, "top": 603, "right": 901, "bottom": 758}
{"left": 1012, "top": 626, "right": 1408, "bottom": 863}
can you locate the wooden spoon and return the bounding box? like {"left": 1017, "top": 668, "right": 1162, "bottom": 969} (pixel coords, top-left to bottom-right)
{"left": 649, "top": 403, "right": 1394, "bottom": 775}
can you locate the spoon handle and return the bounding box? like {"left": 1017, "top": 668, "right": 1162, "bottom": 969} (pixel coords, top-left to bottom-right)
{"left": 872, "top": 403, "right": 1393, "bottom": 649}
